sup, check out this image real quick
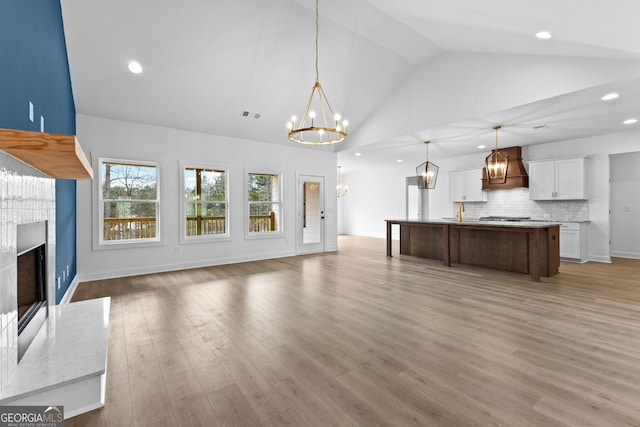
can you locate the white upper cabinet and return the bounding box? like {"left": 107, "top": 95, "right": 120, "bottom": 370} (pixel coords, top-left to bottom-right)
{"left": 449, "top": 168, "right": 487, "bottom": 202}
{"left": 449, "top": 171, "right": 466, "bottom": 202}
{"left": 529, "top": 157, "right": 586, "bottom": 200}
{"left": 528, "top": 161, "right": 555, "bottom": 200}
{"left": 556, "top": 158, "right": 586, "bottom": 199}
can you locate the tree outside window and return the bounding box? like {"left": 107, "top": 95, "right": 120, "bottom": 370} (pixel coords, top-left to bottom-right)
{"left": 247, "top": 173, "right": 281, "bottom": 234}
{"left": 184, "top": 167, "right": 228, "bottom": 237}
{"left": 100, "top": 160, "right": 159, "bottom": 242}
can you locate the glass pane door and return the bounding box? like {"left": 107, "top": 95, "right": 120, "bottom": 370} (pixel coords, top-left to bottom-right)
{"left": 297, "top": 175, "right": 325, "bottom": 254}
{"left": 303, "top": 181, "right": 321, "bottom": 244}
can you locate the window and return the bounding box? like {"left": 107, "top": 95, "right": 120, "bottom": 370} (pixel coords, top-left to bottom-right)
{"left": 183, "top": 166, "right": 228, "bottom": 240}
{"left": 247, "top": 172, "right": 282, "bottom": 236}
{"left": 99, "top": 159, "right": 159, "bottom": 244}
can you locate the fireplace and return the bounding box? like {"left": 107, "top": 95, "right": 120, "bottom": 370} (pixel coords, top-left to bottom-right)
{"left": 16, "top": 221, "right": 49, "bottom": 361}
{"left": 17, "top": 244, "right": 46, "bottom": 331}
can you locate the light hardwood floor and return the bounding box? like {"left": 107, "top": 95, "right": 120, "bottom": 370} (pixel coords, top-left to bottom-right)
{"left": 67, "top": 235, "right": 640, "bottom": 426}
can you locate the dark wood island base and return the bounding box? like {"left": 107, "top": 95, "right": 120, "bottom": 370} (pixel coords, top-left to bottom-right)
{"left": 386, "top": 220, "right": 560, "bottom": 281}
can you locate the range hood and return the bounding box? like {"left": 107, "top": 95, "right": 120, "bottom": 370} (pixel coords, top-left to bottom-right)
{"left": 0, "top": 128, "right": 92, "bottom": 179}
{"left": 482, "top": 146, "right": 528, "bottom": 190}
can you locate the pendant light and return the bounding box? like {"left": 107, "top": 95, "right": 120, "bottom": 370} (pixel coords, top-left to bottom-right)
{"left": 336, "top": 165, "right": 348, "bottom": 197}
{"left": 416, "top": 141, "right": 439, "bottom": 189}
{"left": 287, "top": 0, "right": 348, "bottom": 145}
{"left": 485, "top": 125, "right": 508, "bottom": 184}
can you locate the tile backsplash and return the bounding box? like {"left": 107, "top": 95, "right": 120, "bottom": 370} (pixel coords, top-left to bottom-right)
{"left": 453, "top": 188, "right": 589, "bottom": 221}
{"left": 0, "top": 152, "right": 55, "bottom": 391}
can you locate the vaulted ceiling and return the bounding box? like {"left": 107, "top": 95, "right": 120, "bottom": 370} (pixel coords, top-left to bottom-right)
{"left": 61, "top": 0, "right": 640, "bottom": 167}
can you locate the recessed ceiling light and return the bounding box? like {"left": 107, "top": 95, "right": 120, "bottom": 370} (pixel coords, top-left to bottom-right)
{"left": 623, "top": 118, "right": 638, "bottom": 125}
{"left": 535, "top": 31, "right": 552, "bottom": 39}
{"left": 397, "top": 159, "right": 403, "bottom": 163}
{"left": 354, "top": 152, "right": 361, "bottom": 157}
{"left": 128, "top": 61, "right": 143, "bottom": 74}
{"left": 601, "top": 92, "right": 619, "bottom": 101}
{"left": 477, "top": 145, "right": 486, "bottom": 149}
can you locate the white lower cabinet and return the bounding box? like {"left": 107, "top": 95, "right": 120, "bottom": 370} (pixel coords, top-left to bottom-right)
{"left": 559, "top": 222, "right": 588, "bottom": 262}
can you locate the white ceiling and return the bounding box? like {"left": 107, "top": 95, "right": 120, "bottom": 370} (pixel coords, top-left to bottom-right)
{"left": 60, "top": 0, "right": 640, "bottom": 169}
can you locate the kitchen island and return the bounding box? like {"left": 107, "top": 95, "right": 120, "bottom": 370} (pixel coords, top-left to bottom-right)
{"left": 386, "top": 219, "right": 560, "bottom": 281}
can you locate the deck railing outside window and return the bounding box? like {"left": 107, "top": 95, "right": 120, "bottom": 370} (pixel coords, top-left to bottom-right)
{"left": 185, "top": 215, "right": 225, "bottom": 235}
{"left": 249, "top": 212, "right": 276, "bottom": 232}
{"left": 104, "top": 213, "right": 276, "bottom": 240}
{"left": 103, "top": 217, "right": 156, "bottom": 240}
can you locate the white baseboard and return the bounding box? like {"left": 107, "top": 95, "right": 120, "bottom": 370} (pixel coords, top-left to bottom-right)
{"left": 610, "top": 251, "right": 640, "bottom": 260}
{"left": 588, "top": 255, "right": 612, "bottom": 263}
{"left": 560, "top": 258, "right": 588, "bottom": 264}
{"left": 61, "top": 275, "right": 81, "bottom": 305}
{"left": 77, "top": 250, "right": 297, "bottom": 282}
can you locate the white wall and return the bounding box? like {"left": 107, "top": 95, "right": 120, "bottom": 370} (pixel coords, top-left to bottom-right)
{"left": 339, "top": 128, "right": 640, "bottom": 262}
{"left": 337, "top": 194, "right": 346, "bottom": 234}
{"left": 587, "top": 154, "right": 611, "bottom": 262}
{"left": 610, "top": 151, "right": 640, "bottom": 258}
{"left": 75, "top": 115, "right": 337, "bottom": 281}
{"left": 336, "top": 163, "right": 408, "bottom": 239}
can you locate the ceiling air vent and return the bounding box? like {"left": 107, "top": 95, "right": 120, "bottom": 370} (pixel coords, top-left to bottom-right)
{"left": 241, "top": 110, "right": 261, "bottom": 119}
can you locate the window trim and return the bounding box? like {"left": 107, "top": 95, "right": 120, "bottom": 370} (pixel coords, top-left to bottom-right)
{"left": 245, "top": 168, "right": 285, "bottom": 240}
{"left": 93, "top": 157, "right": 163, "bottom": 250}
{"left": 179, "top": 162, "right": 231, "bottom": 244}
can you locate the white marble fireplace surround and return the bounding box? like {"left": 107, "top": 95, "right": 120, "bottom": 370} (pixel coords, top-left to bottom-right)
{"left": 1, "top": 151, "right": 110, "bottom": 419}
{"left": 0, "top": 297, "right": 110, "bottom": 418}
{"left": 0, "top": 151, "right": 56, "bottom": 392}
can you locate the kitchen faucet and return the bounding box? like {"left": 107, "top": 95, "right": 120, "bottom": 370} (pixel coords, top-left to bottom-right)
{"left": 456, "top": 202, "right": 465, "bottom": 222}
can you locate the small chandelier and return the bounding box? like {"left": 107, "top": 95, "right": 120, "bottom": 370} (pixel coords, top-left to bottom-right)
{"left": 287, "top": 0, "right": 348, "bottom": 145}
{"left": 336, "top": 165, "right": 348, "bottom": 197}
{"left": 485, "top": 125, "right": 508, "bottom": 184}
{"left": 416, "top": 141, "right": 439, "bottom": 189}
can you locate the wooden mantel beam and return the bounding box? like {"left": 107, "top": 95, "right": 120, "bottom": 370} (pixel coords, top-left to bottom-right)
{"left": 0, "top": 128, "right": 92, "bottom": 179}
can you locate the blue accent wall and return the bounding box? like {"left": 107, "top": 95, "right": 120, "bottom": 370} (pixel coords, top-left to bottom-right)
{"left": 55, "top": 180, "right": 77, "bottom": 303}
{"left": 1, "top": 1, "right": 77, "bottom": 303}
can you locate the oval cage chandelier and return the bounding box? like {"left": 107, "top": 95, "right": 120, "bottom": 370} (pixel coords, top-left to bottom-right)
{"left": 287, "top": 0, "right": 348, "bottom": 145}
{"left": 336, "top": 165, "right": 348, "bottom": 197}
